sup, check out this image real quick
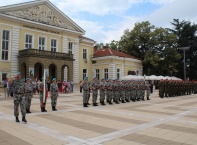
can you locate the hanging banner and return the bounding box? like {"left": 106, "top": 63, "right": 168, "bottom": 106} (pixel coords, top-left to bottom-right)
{"left": 29, "top": 67, "right": 34, "bottom": 77}
{"left": 44, "top": 68, "right": 49, "bottom": 77}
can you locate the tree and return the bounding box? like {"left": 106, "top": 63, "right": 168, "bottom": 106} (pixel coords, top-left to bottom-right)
{"left": 169, "top": 19, "right": 197, "bottom": 80}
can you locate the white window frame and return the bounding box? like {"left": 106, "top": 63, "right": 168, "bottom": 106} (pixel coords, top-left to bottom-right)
{"left": 104, "top": 68, "right": 108, "bottom": 80}
{"left": 117, "top": 68, "right": 120, "bottom": 79}
{"left": 83, "top": 48, "right": 87, "bottom": 60}
{"left": 83, "top": 69, "right": 87, "bottom": 80}
{"left": 38, "top": 36, "right": 46, "bottom": 50}
{"left": 51, "top": 38, "right": 58, "bottom": 52}
{"left": 1, "top": 30, "right": 10, "bottom": 61}
{"left": 68, "top": 42, "right": 73, "bottom": 54}
{"left": 95, "top": 69, "right": 99, "bottom": 80}
{"left": 25, "top": 33, "right": 34, "bottom": 49}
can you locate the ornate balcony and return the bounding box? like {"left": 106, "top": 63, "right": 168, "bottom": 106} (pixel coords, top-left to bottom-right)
{"left": 19, "top": 49, "right": 74, "bottom": 60}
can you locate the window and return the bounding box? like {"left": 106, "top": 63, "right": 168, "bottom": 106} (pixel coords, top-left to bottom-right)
{"left": 39, "top": 37, "right": 45, "bottom": 50}
{"left": 68, "top": 42, "right": 73, "bottom": 54}
{"left": 25, "top": 34, "right": 33, "bottom": 49}
{"left": 51, "top": 39, "right": 57, "bottom": 52}
{"left": 83, "top": 49, "right": 87, "bottom": 59}
{"left": 83, "top": 69, "right": 87, "bottom": 80}
{"left": 96, "top": 69, "right": 99, "bottom": 80}
{"left": 117, "top": 69, "right": 120, "bottom": 79}
{"left": 1, "top": 30, "right": 10, "bottom": 60}
{"left": 104, "top": 69, "right": 108, "bottom": 80}
{"left": 2, "top": 73, "right": 7, "bottom": 82}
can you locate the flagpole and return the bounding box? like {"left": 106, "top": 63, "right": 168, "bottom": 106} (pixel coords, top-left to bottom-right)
{"left": 43, "top": 69, "right": 46, "bottom": 104}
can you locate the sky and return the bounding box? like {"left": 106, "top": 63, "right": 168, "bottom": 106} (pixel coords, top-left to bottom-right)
{"left": 0, "top": 0, "right": 197, "bottom": 44}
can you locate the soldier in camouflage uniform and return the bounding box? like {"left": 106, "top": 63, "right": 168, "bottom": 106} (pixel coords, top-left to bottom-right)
{"left": 80, "top": 77, "right": 90, "bottom": 107}
{"left": 112, "top": 79, "right": 119, "bottom": 104}
{"left": 90, "top": 77, "right": 99, "bottom": 106}
{"left": 140, "top": 81, "right": 145, "bottom": 101}
{"left": 50, "top": 78, "right": 59, "bottom": 111}
{"left": 145, "top": 81, "right": 150, "bottom": 100}
{"left": 9, "top": 72, "right": 27, "bottom": 123}
{"left": 99, "top": 78, "right": 106, "bottom": 105}
{"left": 25, "top": 78, "right": 33, "bottom": 113}
{"left": 125, "top": 81, "right": 130, "bottom": 102}
{"left": 120, "top": 80, "right": 126, "bottom": 103}
{"left": 106, "top": 79, "right": 113, "bottom": 105}
{"left": 38, "top": 78, "right": 48, "bottom": 112}
{"left": 130, "top": 81, "right": 137, "bottom": 102}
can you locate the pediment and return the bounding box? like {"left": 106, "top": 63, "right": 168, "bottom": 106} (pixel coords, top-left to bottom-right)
{"left": 0, "top": 1, "right": 85, "bottom": 34}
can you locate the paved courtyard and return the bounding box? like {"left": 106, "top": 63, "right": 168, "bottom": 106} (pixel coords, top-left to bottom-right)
{"left": 0, "top": 89, "right": 197, "bottom": 145}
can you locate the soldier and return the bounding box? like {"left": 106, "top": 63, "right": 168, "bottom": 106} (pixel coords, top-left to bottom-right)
{"left": 125, "top": 81, "right": 130, "bottom": 102}
{"left": 130, "top": 81, "right": 137, "bottom": 102}
{"left": 90, "top": 77, "right": 99, "bottom": 106}
{"left": 120, "top": 80, "right": 126, "bottom": 103}
{"left": 37, "top": 78, "right": 48, "bottom": 112}
{"left": 9, "top": 72, "right": 27, "bottom": 123}
{"left": 50, "top": 78, "right": 59, "bottom": 111}
{"left": 113, "top": 79, "right": 120, "bottom": 104}
{"left": 99, "top": 78, "right": 106, "bottom": 105}
{"left": 145, "top": 81, "right": 151, "bottom": 100}
{"left": 158, "top": 80, "right": 164, "bottom": 98}
{"left": 140, "top": 81, "right": 146, "bottom": 101}
{"left": 25, "top": 78, "right": 33, "bottom": 113}
{"left": 80, "top": 77, "right": 90, "bottom": 107}
{"left": 106, "top": 79, "right": 113, "bottom": 105}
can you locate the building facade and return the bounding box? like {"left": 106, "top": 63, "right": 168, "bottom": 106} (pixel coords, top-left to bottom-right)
{"left": 0, "top": 0, "right": 94, "bottom": 84}
{"left": 91, "top": 46, "right": 143, "bottom": 80}
{"left": 0, "top": 0, "right": 142, "bottom": 85}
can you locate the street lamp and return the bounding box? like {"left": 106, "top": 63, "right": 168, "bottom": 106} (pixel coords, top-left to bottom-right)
{"left": 179, "top": 47, "right": 189, "bottom": 81}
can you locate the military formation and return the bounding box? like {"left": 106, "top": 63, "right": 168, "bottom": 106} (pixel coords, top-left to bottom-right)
{"left": 8, "top": 72, "right": 59, "bottom": 123}
{"left": 80, "top": 77, "right": 151, "bottom": 107}
{"left": 159, "top": 80, "right": 197, "bottom": 98}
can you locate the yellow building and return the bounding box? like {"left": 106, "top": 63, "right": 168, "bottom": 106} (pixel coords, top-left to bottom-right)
{"left": 0, "top": 0, "right": 95, "bottom": 84}
{"left": 91, "top": 46, "right": 143, "bottom": 80}
{"left": 0, "top": 0, "right": 142, "bottom": 85}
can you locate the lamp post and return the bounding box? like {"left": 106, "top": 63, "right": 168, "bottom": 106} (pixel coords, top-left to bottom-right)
{"left": 179, "top": 47, "right": 189, "bottom": 81}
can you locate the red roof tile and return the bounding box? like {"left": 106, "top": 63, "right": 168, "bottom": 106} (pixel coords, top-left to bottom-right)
{"left": 93, "top": 48, "right": 140, "bottom": 60}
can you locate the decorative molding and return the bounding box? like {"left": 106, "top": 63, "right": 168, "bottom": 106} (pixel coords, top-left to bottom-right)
{"left": 91, "top": 56, "right": 141, "bottom": 63}
{"left": 3, "top": 4, "right": 75, "bottom": 31}
{"left": 11, "top": 26, "right": 19, "bottom": 77}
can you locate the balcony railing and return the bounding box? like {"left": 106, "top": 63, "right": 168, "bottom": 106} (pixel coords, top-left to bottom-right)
{"left": 19, "top": 49, "right": 74, "bottom": 60}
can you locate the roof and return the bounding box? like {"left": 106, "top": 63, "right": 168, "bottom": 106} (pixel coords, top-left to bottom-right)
{"left": 93, "top": 48, "right": 140, "bottom": 60}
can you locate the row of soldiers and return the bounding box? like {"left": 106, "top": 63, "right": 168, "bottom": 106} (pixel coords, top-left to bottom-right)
{"left": 158, "top": 80, "right": 197, "bottom": 98}
{"left": 80, "top": 77, "right": 151, "bottom": 107}
{"left": 8, "top": 72, "right": 59, "bottom": 123}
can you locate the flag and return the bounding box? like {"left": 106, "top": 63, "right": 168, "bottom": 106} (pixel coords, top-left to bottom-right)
{"left": 42, "top": 69, "right": 48, "bottom": 107}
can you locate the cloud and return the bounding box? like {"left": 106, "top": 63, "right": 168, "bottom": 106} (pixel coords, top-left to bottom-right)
{"left": 145, "top": 0, "right": 197, "bottom": 28}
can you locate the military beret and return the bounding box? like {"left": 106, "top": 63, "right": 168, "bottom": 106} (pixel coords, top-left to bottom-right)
{"left": 26, "top": 78, "right": 30, "bottom": 81}
{"left": 84, "top": 77, "right": 88, "bottom": 80}
{"left": 16, "top": 72, "right": 21, "bottom": 76}
{"left": 52, "top": 78, "right": 56, "bottom": 82}
{"left": 101, "top": 78, "right": 105, "bottom": 81}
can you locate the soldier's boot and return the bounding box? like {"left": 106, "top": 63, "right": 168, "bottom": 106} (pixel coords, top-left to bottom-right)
{"left": 101, "top": 101, "right": 104, "bottom": 105}
{"left": 22, "top": 116, "right": 27, "bottom": 123}
{"left": 115, "top": 100, "right": 120, "bottom": 104}
{"left": 41, "top": 107, "right": 44, "bottom": 112}
{"left": 87, "top": 102, "right": 90, "bottom": 105}
{"left": 26, "top": 108, "right": 31, "bottom": 113}
{"left": 126, "top": 98, "right": 130, "bottom": 102}
{"left": 83, "top": 103, "right": 89, "bottom": 107}
{"left": 103, "top": 101, "right": 106, "bottom": 105}
{"left": 15, "top": 116, "right": 20, "bottom": 123}
{"left": 122, "top": 100, "right": 126, "bottom": 103}
{"left": 52, "top": 106, "right": 57, "bottom": 111}
{"left": 43, "top": 107, "right": 47, "bottom": 112}
{"left": 147, "top": 96, "right": 150, "bottom": 100}
{"left": 93, "top": 103, "right": 97, "bottom": 106}
{"left": 28, "top": 108, "right": 32, "bottom": 113}
{"left": 109, "top": 100, "right": 113, "bottom": 105}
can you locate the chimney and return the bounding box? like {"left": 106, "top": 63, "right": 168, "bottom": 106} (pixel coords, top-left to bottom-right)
{"left": 94, "top": 46, "right": 98, "bottom": 53}
{"left": 103, "top": 46, "right": 107, "bottom": 50}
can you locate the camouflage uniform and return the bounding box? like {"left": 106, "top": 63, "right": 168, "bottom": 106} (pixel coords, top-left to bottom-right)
{"left": 106, "top": 80, "right": 113, "bottom": 104}
{"left": 125, "top": 81, "right": 130, "bottom": 102}
{"left": 91, "top": 80, "right": 99, "bottom": 106}
{"left": 82, "top": 80, "right": 90, "bottom": 107}
{"left": 50, "top": 82, "right": 59, "bottom": 111}
{"left": 130, "top": 81, "right": 137, "bottom": 101}
{"left": 12, "top": 79, "right": 26, "bottom": 117}
{"left": 99, "top": 79, "right": 106, "bottom": 105}
{"left": 25, "top": 82, "right": 33, "bottom": 113}
{"left": 113, "top": 81, "right": 119, "bottom": 104}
